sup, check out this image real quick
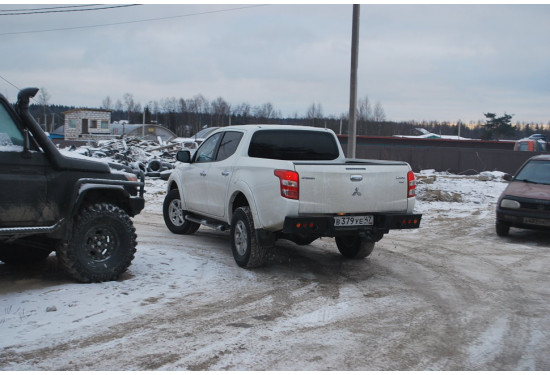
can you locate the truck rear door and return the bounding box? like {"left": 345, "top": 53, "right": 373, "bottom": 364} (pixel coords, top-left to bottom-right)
{"left": 295, "top": 162, "right": 411, "bottom": 214}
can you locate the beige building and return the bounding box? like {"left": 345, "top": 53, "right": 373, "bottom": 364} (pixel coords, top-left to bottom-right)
{"left": 63, "top": 109, "right": 112, "bottom": 140}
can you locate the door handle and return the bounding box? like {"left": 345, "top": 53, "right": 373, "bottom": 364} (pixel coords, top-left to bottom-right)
{"left": 221, "top": 171, "right": 230, "bottom": 176}
{"left": 200, "top": 171, "right": 207, "bottom": 177}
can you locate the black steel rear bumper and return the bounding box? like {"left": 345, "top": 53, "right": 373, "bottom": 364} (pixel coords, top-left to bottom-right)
{"left": 282, "top": 213, "right": 422, "bottom": 237}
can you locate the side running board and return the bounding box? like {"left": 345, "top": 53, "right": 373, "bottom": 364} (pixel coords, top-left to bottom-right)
{"left": 0, "top": 218, "right": 65, "bottom": 236}
{"left": 184, "top": 215, "right": 229, "bottom": 231}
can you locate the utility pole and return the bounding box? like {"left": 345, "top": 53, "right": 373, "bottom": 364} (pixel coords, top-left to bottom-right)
{"left": 347, "top": 4, "right": 360, "bottom": 158}
{"left": 142, "top": 107, "right": 145, "bottom": 138}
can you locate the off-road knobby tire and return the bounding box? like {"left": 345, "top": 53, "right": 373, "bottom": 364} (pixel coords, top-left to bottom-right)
{"left": 496, "top": 220, "right": 510, "bottom": 237}
{"left": 0, "top": 243, "right": 51, "bottom": 265}
{"left": 57, "top": 203, "right": 137, "bottom": 283}
{"left": 335, "top": 235, "right": 375, "bottom": 259}
{"left": 230, "top": 206, "right": 269, "bottom": 268}
{"left": 163, "top": 189, "right": 200, "bottom": 235}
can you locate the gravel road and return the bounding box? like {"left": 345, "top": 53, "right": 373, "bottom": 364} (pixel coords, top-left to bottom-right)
{"left": 2, "top": 206, "right": 549, "bottom": 370}
{"left": 2, "top": 172, "right": 550, "bottom": 370}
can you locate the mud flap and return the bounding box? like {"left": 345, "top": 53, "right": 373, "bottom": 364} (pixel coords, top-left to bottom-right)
{"left": 255, "top": 229, "right": 276, "bottom": 247}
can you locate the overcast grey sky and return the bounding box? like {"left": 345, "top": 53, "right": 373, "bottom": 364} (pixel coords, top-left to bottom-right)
{"left": 1, "top": 3, "right": 549, "bottom": 124}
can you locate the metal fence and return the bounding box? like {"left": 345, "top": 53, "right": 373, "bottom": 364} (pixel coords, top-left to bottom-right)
{"left": 338, "top": 136, "right": 547, "bottom": 175}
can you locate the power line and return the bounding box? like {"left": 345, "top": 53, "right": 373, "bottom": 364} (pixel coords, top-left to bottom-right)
{"left": 0, "top": 73, "right": 20, "bottom": 91}
{"left": 0, "top": 5, "right": 100, "bottom": 12}
{"left": 0, "top": 5, "right": 268, "bottom": 37}
{"left": 0, "top": 4, "right": 140, "bottom": 16}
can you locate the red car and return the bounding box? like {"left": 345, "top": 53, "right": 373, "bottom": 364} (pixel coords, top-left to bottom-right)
{"left": 496, "top": 154, "right": 550, "bottom": 236}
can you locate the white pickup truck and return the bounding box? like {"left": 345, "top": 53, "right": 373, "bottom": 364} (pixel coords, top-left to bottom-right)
{"left": 163, "top": 125, "right": 421, "bottom": 268}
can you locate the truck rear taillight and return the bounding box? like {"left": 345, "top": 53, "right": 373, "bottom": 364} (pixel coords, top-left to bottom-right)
{"left": 274, "top": 170, "right": 299, "bottom": 200}
{"left": 407, "top": 171, "right": 416, "bottom": 198}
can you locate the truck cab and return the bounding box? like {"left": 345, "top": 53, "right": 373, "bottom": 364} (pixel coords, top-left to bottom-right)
{"left": 0, "top": 88, "right": 145, "bottom": 282}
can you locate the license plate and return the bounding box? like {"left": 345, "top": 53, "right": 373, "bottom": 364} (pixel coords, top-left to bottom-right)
{"left": 524, "top": 217, "right": 550, "bottom": 227}
{"left": 334, "top": 215, "right": 373, "bottom": 227}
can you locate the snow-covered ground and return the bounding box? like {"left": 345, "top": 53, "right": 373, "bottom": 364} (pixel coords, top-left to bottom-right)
{"left": 1, "top": 169, "right": 549, "bottom": 370}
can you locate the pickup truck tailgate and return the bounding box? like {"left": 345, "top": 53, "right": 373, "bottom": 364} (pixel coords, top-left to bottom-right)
{"left": 295, "top": 162, "right": 410, "bottom": 214}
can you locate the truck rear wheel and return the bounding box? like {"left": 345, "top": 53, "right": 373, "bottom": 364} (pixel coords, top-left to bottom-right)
{"left": 163, "top": 189, "right": 200, "bottom": 235}
{"left": 335, "top": 235, "right": 375, "bottom": 259}
{"left": 230, "top": 206, "right": 268, "bottom": 268}
{"left": 57, "top": 203, "right": 137, "bottom": 283}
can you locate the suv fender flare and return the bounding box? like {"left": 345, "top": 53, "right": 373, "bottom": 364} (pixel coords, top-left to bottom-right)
{"left": 71, "top": 183, "right": 129, "bottom": 215}
{"left": 228, "top": 180, "right": 263, "bottom": 229}
{"left": 167, "top": 176, "right": 190, "bottom": 212}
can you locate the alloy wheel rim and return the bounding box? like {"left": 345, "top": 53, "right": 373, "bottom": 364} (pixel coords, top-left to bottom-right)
{"left": 234, "top": 220, "right": 248, "bottom": 256}
{"left": 169, "top": 199, "right": 184, "bottom": 226}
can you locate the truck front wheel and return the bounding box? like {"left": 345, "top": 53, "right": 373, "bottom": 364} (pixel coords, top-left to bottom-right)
{"left": 230, "top": 206, "right": 268, "bottom": 268}
{"left": 163, "top": 189, "right": 200, "bottom": 235}
{"left": 57, "top": 203, "right": 137, "bottom": 283}
{"left": 335, "top": 235, "right": 375, "bottom": 259}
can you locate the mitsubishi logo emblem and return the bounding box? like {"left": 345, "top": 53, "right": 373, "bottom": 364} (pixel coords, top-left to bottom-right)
{"left": 352, "top": 187, "right": 362, "bottom": 197}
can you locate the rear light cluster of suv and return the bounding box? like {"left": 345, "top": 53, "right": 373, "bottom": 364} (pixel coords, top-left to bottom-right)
{"left": 274, "top": 170, "right": 299, "bottom": 200}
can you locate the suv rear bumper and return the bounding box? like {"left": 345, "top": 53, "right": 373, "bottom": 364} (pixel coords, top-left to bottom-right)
{"left": 282, "top": 213, "right": 422, "bottom": 237}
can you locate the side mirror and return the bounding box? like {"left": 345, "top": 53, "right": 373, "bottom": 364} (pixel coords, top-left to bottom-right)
{"left": 176, "top": 150, "right": 191, "bottom": 163}
{"left": 22, "top": 129, "right": 32, "bottom": 159}
{"left": 503, "top": 173, "right": 513, "bottom": 182}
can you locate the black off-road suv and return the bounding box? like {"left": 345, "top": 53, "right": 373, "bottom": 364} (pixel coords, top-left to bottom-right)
{"left": 0, "top": 88, "right": 145, "bottom": 282}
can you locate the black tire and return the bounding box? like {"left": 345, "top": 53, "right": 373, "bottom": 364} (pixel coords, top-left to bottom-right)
{"left": 163, "top": 189, "right": 200, "bottom": 234}
{"left": 335, "top": 235, "right": 375, "bottom": 259}
{"left": 0, "top": 244, "right": 51, "bottom": 265}
{"left": 57, "top": 203, "right": 137, "bottom": 283}
{"left": 496, "top": 220, "right": 510, "bottom": 237}
{"left": 147, "top": 159, "right": 162, "bottom": 172}
{"left": 230, "top": 206, "right": 269, "bottom": 268}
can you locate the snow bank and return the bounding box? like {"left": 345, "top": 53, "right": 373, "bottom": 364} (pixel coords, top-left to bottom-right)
{"left": 415, "top": 169, "right": 507, "bottom": 219}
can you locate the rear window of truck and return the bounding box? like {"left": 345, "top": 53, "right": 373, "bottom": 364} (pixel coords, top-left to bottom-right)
{"left": 248, "top": 130, "right": 340, "bottom": 160}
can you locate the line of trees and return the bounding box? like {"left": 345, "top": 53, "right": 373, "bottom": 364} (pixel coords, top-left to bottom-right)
{"left": 28, "top": 88, "right": 549, "bottom": 140}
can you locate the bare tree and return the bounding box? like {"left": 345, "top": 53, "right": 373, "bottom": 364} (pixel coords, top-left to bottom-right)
{"left": 36, "top": 87, "right": 51, "bottom": 131}
{"left": 123, "top": 93, "right": 136, "bottom": 122}
{"left": 160, "top": 97, "right": 178, "bottom": 130}
{"left": 160, "top": 97, "right": 177, "bottom": 113}
{"left": 357, "top": 95, "right": 372, "bottom": 122}
{"left": 356, "top": 95, "right": 372, "bottom": 135}
{"left": 373, "top": 101, "right": 386, "bottom": 123}
{"left": 211, "top": 97, "right": 231, "bottom": 126}
{"left": 101, "top": 96, "right": 113, "bottom": 110}
{"left": 306, "top": 102, "right": 323, "bottom": 127}
{"left": 186, "top": 94, "right": 209, "bottom": 133}
{"left": 254, "top": 102, "right": 279, "bottom": 122}
{"left": 151, "top": 101, "right": 160, "bottom": 124}
{"left": 178, "top": 98, "right": 187, "bottom": 114}
{"left": 233, "top": 102, "right": 251, "bottom": 124}
{"left": 114, "top": 99, "right": 123, "bottom": 112}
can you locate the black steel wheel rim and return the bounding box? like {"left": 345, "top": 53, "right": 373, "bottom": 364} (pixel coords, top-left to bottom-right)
{"left": 84, "top": 225, "right": 119, "bottom": 261}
